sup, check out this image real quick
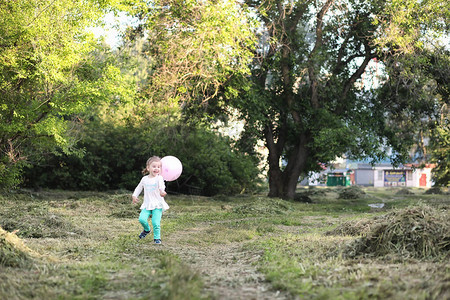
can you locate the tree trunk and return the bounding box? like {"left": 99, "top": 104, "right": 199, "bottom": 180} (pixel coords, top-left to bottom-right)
{"left": 267, "top": 163, "right": 284, "bottom": 198}
{"left": 267, "top": 132, "right": 310, "bottom": 200}
{"left": 264, "top": 124, "right": 284, "bottom": 197}
{"left": 283, "top": 135, "right": 309, "bottom": 199}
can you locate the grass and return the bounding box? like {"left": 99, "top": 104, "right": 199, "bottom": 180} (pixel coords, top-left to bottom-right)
{"left": 0, "top": 186, "right": 449, "bottom": 299}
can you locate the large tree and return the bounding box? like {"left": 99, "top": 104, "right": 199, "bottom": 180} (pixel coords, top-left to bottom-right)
{"left": 0, "top": 0, "right": 133, "bottom": 189}
{"left": 229, "top": 0, "right": 449, "bottom": 198}
{"left": 119, "top": 0, "right": 448, "bottom": 196}
{"left": 120, "top": 0, "right": 257, "bottom": 114}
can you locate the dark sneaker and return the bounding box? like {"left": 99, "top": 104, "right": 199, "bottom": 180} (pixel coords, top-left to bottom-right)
{"left": 139, "top": 230, "right": 151, "bottom": 239}
{"left": 154, "top": 239, "right": 162, "bottom": 244}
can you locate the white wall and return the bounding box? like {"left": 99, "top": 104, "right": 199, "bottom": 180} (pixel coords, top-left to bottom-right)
{"left": 373, "top": 168, "right": 385, "bottom": 187}
{"left": 409, "top": 168, "right": 433, "bottom": 188}
{"left": 373, "top": 167, "right": 433, "bottom": 188}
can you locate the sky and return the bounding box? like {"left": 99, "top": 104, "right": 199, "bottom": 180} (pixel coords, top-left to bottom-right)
{"left": 89, "top": 12, "right": 134, "bottom": 49}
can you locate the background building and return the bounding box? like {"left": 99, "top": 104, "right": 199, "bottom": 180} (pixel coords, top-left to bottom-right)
{"left": 306, "top": 161, "right": 435, "bottom": 188}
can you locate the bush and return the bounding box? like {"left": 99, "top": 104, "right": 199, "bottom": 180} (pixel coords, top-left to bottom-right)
{"left": 23, "top": 120, "right": 261, "bottom": 196}
{"left": 0, "top": 158, "right": 26, "bottom": 191}
{"left": 23, "top": 123, "right": 145, "bottom": 191}
{"left": 156, "top": 125, "right": 261, "bottom": 196}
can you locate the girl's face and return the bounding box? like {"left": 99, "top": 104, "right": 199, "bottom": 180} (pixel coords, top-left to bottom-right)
{"left": 147, "top": 161, "right": 162, "bottom": 177}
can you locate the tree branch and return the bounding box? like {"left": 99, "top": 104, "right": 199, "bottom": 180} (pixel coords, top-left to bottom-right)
{"left": 342, "top": 43, "right": 377, "bottom": 99}
{"left": 308, "top": 0, "right": 335, "bottom": 109}
{"left": 288, "top": 0, "right": 313, "bottom": 32}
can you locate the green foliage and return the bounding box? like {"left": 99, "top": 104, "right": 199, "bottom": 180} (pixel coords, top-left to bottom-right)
{"left": 0, "top": 0, "right": 134, "bottom": 190}
{"left": 24, "top": 119, "right": 261, "bottom": 196}
{"left": 430, "top": 116, "right": 450, "bottom": 187}
{"left": 23, "top": 121, "right": 145, "bottom": 191}
{"left": 125, "top": 0, "right": 257, "bottom": 108}
{"left": 373, "top": 0, "right": 449, "bottom": 55}
{"left": 225, "top": 0, "right": 450, "bottom": 199}
{"left": 151, "top": 123, "right": 262, "bottom": 196}
{"left": 0, "top": 158, "right": 25, "bottom": 192}
{"left": 374, "top": 46, "right": 449, "bottom": 167}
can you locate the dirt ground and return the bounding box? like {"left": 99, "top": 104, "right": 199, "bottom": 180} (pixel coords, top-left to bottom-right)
{"left": 163, "top": 224, "right": 292, "bottom": 300}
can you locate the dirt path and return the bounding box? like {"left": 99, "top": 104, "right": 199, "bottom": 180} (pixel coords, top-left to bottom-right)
{"left": 163, "top": 225, "right": 292, "bottom": 300}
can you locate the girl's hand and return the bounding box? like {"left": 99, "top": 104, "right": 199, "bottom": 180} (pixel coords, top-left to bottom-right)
{"left": 132, "top": 196, "right": 139, "bottom": 204}
{"left": 160, "top": 190, "right": 167, "bottom": 197}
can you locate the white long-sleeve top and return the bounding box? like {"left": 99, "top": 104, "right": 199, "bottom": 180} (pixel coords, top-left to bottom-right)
{"left": 132, "top": 175, "right": 169, "bottom": 211}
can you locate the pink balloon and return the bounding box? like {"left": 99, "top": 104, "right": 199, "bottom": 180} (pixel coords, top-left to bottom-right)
{"left": 161, "top": 156, "right": 183, "bottom": 181}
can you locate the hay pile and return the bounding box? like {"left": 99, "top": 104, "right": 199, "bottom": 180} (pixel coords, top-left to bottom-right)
{"left": 396, "top": 188, "right": 415, "bottom": 195}
{"left": 425, "top": 187, "right": 444, "bottom": 195}
{"left": 343, "top": 205, "right": 449, "bottom": 259}
{"left": 294, "top": 193, "right": 313, "bottom": 203}
{"left": 338, "top": 186, "right": 366, "bottom": 199}
{"left": 0, "top": 226, "right": 36, "bottom": 267}
{"left": 0, "top": 203, "right": 79, "bottom": 238}
{"left": 325, "top": 218, "right": 376, "bottom": 236}
{"left": 232, "top": 198, "right": 291, "bottom": 215}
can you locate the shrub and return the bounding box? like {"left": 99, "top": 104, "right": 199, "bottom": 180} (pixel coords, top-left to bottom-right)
{"left": 23, "top": 120, "right": 261, "bottom": 196}
{"left": 156, "top": 125, "right": 261, "bottom": 196}
{"left": 0, "top": 158, "right": 26, "bottom": 192}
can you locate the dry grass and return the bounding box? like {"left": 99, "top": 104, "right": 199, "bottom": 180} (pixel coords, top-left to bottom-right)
{"left": 338, "top": 185, "right": 366, "bottom": 199}
{"left": 232, "top": 197, "right": 292, "bottom": 215}
{"left": 342, "top": 204, "right": 449, "bottom": 259}
{"left": 325, "top": 218, "right": 376, "bottom": 236}
{"left": 1, "top": 188, "right": 449, "bottom": 300}
{"left": 0, "top": 226, "right": 37, "bottom": 267}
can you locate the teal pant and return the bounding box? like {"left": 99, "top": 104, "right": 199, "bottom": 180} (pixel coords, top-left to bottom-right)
{"left": 139, "top": 208, "right": 163, "bottom": 239}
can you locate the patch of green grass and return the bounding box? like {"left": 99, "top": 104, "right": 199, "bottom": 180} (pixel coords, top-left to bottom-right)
{"left": 250, "top": 234, "right": 350, "bottom": 296}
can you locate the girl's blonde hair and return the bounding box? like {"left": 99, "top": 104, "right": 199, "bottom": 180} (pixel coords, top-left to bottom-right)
{"left": 142, "top": 156, "right": 162, "bottom": 175}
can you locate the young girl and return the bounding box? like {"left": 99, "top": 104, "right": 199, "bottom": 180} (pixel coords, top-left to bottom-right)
{"left": 132, "top": 156, "right": 169, "bottom": 244}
